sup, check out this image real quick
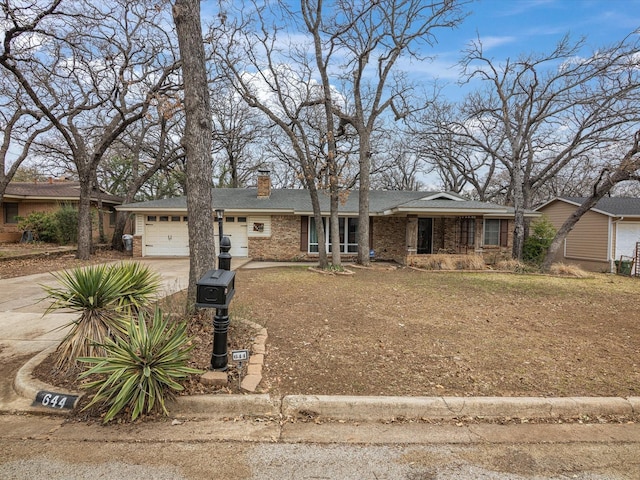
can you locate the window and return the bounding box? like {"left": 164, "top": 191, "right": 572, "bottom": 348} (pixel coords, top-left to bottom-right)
{"left": 171, "top": 216, "right": 181, "bottom": 222}
{"left": 417, "top": 218, "right": 433, "bottom": 254}
{"left": 3, "top": 202, "right": 18, "bottom": 224}
{"left": 159, "top": 216, "right": 169, "bottom": 222}
{"left": 484, "top": 219, "right": 508, "bottom": 247}
{"left": 237, "top": 216, "right": 247, "bottom": 223}
{"left": 308, "top": 216, "right": 358, "bottom": 253}
{"left": 147, "top": 215, "right": 157, "bottom": 222}
{"left": 226, "top": 217, "right": 235, "bottom": 222}
{"left": 460, "top": 217, "right": 475, "bottom": 246}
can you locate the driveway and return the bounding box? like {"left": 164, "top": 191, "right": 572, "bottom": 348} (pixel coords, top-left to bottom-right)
{"left": 0, "top": 258, "right": 193, "bottom": 358}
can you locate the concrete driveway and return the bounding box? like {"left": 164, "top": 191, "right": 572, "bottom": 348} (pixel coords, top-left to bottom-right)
{"left": 0, "top": 258, "right": 193, "bottom": 358}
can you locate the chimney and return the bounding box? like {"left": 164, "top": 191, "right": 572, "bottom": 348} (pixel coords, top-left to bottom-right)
{"left": 257, "top": 170, "right": 271, "bottom": 199}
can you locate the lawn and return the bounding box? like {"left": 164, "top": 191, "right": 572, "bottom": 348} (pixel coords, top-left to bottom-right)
{"left": 229, "top": 265, "right": 640, "bottom": 398}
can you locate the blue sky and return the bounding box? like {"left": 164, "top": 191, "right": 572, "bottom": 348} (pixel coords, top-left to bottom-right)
{"left": 422, "top": 0, "right": 640, "bottom": 98}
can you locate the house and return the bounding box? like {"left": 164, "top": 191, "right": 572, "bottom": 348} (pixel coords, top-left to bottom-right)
{"left": 0, "top": 179, "right": 123, "bottom": 243}
{"left": 537, "top": 196, "right": 640, "bottom": 273}
{"left": 117, "top": 172, "right": 537, "bottom": 265}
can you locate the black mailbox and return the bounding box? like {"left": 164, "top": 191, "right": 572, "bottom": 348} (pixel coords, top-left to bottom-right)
{"left": 196, "top": 269, "right": 235, "bottom": 308}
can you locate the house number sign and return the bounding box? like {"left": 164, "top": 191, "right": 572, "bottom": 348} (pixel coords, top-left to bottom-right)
{"left": 33, "top": 390, "right": 78, "bottom": 410}
{"left": 231, "top": 349, "right": 249, "bottom": 362}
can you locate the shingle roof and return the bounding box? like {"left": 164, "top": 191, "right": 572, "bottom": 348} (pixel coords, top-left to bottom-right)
{"left": 560, "top": 197, "right": 640, "bottom": 217}
{"left": 119, "top": 188, "right": 519, "bottom": 216}
{"left": 5, "top": 181, "right": 122, "bottom": 205}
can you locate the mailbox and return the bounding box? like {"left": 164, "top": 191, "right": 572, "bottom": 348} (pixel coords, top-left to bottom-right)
{"left": 196, "top": 269, "right": 235, "bottom": 308}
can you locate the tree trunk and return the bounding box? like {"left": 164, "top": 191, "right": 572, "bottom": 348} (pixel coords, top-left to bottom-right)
{"left": 173, "top": 0, "right": 216, "bottom": 308}
{"left": 111, "top": 211, "right": 129, "bottom": 250}
{"left": 357, "top": 133, "right": 371, "bottom": 265}
{"left": 76, "top": 175, "right": 93, "bottom": 260}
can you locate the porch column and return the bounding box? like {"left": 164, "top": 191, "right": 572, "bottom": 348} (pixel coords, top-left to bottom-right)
{"left": 406, "top": 215, "right": 418, "bottom": 255}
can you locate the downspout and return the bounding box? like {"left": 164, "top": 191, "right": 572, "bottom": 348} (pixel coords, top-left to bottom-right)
{"left": 611, "top": 216, "right": 624, "bottom": 273}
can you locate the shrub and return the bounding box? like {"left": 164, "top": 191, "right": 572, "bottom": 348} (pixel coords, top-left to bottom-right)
{"left": 523, "top": 216, "right": 557, "bottom": 265}
{"left": 53, "top": 204, "right": 79, "bottom": 244}
{"left": 17, "top": 204, "right": 81, "bottom": 245}
{"left": 43, "top": 262, "right": 160, "bottom": 374}
{"left": 17, "top": 211, "right": 58, "bottom": 243}
{"left": 78, "top": 308, "right": 203, "bottom": 423}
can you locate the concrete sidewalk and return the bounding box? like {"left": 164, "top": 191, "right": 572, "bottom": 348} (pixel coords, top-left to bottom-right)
{"left": 1, "top": 257, "right": 639, "bottom": 440}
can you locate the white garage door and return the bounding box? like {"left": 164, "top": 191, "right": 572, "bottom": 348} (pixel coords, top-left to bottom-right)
{"left": 144, "top": 215, "right": 189, "bottom": 256}
{"left": 215, "top": 216, "right": 249, "bottom": 258}
{"left": 616, "top": 223, "right": 640, "bottom": 258}
{"left": 616, "top": 222, "right": 640, "bottom": 274}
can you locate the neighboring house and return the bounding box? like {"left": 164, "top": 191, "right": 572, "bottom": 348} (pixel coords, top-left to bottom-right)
{"left": 117, "top": 172, "right": 537, "bottom": 265}
{"left": 537, "top": 196, "right": 640, "bottom": 273}
{"left": 0, "top": 179, "right": 123, "bottom": 243}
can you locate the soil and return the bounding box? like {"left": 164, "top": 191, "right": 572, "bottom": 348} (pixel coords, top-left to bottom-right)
{"left": 2, "top": 245, "right": 640, "bottom": 422}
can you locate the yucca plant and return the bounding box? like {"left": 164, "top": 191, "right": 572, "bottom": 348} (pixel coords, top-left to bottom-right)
{"left": 42, "top": 262, "right": 161, "bottom": 374}
{"left": 78, "top": 308, "right": 203, "bottom": 423}
{"left": 112, "top": 262, "right": 161, "bottom": 317}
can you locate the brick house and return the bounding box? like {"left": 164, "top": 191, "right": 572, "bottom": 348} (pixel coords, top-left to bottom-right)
{"left": 118, "top": 173, "right": 535, "bottom": 265}
{"left": 1, "top": 179, "right": 123, "bottom": 243}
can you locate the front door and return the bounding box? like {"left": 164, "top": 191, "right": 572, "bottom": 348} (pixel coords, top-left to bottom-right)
{"left": 417, "top": 218, "right": 433, "bottom": 254}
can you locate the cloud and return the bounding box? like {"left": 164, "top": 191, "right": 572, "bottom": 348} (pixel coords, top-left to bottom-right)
{"left": 476, "top": 36, "right": 518, "bottom": 50}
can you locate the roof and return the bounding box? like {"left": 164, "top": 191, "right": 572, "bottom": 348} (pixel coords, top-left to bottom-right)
{"left": 118, "top": 188, "right": 532, "bottom": 217}
{"left": 539, "top": 197, "right": 640, "bottom": 218}
{"left": 4, "top": 181, "right": 123, "bottom": 205}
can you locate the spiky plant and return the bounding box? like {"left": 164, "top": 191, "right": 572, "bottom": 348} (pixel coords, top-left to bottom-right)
{"left": 112, "top": 262, "right": 161, "bottom": 316}
{"left": 78, "top": 308, "right": 203, "bottom": 423}
{"left": 42, "top": 262, "right": 161, "bottom": 374}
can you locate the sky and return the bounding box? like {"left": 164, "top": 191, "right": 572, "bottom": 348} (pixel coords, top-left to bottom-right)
{"left": 411, "top": 0, "right": 640, "bottom": 99}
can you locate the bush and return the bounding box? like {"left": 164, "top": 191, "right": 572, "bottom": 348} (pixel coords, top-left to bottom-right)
{"left": 78, "top": 308, "right": 203, "bottom": 423}
{"left": 523, "top": 216, "right": 557, "bottom": 265}
{"left": 53, "top": 204, "right": 79, "bottom": 244}
{"left": 17, "top": 204, "right": 80, "bottom": 245}
{"left": 17, "top": 211, "right": 58, "bottom": 243}
{"left": 43, "top": 262, "right": 161, "bottom": 374}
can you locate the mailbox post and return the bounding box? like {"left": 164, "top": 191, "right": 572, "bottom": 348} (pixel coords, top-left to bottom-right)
{"left": 196, "top": 208, "right": 234, "bottom": 371}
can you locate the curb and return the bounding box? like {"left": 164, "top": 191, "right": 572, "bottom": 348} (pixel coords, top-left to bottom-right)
{"left": 11, "top": 325, "right": 640, "bottom": 423}
{"left": 279, "top": 395, "right": 640, "bottom": 422}
{"left": 13, "top": 350, "right": 640, "bottom": 421}
{"left": 13, "top": 346, "right": 83, "bottom": 414}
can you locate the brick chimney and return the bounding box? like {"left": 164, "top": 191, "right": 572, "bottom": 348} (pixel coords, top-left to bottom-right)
{"left": 257, "top": 170, "right": 271, "bottom": 199}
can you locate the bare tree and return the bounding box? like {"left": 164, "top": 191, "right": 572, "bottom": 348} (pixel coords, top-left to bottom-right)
{"left": 325, "top": 0, "right": 468, "bottom": 265}
{"left": 210, "top": 83, "right": 269, "bottom": 188}
{"left": 209, "top": 1, "right": 354, "bottom": 269}
{"left": 455, "top": 34, "right": 640, "bottom": 259}
{"left": 542, "top": 131, "right": 640, "bottom": 271}
{"left": 0, "top": 81, "right": 52, "bottom": 201}
{"left": 172, "top": 0, "right": 217, "bottom": 307}
{"left": 99, "top": 97, "right": 186, "bottom": 249}
{"left": 0, "top": 0, "right": 179, "bottom": 259}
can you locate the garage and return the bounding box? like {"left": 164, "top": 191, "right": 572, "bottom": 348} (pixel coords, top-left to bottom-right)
{"left": 144, "top": 215, "right": 189, "bottom": 256}
{"left": 215, "top": 216, "right": 249, "bottom": 258}
{"left": 615, "top": 222, "right": 640, "bottom": 273}
{"left": 143, "top": 214, "right": 249, "bottom": 258}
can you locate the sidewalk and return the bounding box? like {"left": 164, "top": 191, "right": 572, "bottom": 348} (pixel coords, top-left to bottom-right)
{"left": 1, "top": 257, "right": 639, "bottom": 439}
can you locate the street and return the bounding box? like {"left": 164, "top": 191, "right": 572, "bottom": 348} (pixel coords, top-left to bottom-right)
{"left": 1, "top": 414, "right": 639, "bottom": 479}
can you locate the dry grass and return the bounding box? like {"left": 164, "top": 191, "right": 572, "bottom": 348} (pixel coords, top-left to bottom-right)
{"left": 549, "top": 262, "right": 591, "bottom": 278}
{"left": 410, "top": 254, "right": 486, "bottom": 270}
{"left": 232, "top": 266, "right": 640, "bottom": 398}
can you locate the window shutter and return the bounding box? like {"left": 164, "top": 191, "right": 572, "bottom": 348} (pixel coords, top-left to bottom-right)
{"left": 300, "top": 216, "right": 308, "bottom": 251}
{"left": 500, "top": 220, "right": 509, "bottom": 247}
